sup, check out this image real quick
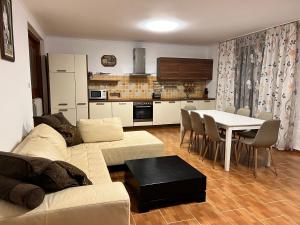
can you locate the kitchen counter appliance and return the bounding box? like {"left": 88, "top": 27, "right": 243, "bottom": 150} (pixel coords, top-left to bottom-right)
{"left": 133, "top": 101, "right": 153, "bottom": 122}
{"left": 89, "top": 89, "right": 107, "bottom": 100}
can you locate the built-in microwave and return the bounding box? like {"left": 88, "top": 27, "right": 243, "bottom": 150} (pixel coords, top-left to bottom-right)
{"left": 89, "top": 89, "right": 107, "bottom": 100}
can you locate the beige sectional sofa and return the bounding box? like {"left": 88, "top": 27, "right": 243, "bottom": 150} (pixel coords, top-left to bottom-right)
{"left": 0, "top": 124, "right": 164, "bottom": 225}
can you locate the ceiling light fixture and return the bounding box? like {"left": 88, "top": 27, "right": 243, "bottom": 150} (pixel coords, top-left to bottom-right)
{"left": 139, "top": 19, "right": 184, "bottom": 33}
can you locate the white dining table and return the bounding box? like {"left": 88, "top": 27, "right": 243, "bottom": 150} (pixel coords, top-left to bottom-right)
{"left": 180, "top": 110, "right": 265, "bottom": 171}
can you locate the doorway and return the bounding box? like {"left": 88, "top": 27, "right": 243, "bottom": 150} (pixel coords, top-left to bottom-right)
{"left": 28, "top": 29, "right": 49, "bottom": 115}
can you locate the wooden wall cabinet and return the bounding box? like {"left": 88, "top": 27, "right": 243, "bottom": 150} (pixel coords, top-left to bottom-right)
{"left": 157, "top": 57, "right": 213, "bottom": 81}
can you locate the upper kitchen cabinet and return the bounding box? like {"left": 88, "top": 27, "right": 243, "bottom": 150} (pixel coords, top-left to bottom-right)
{"left": 48, "top": 54, "right": 75, "bottom": 73}
{"left": 157, "top": 57, "right": 213, "bottom": 81}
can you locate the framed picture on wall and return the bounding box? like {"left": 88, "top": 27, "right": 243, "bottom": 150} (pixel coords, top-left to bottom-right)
{"left": 0, "top": 0, "right": 15, "bottom": 62}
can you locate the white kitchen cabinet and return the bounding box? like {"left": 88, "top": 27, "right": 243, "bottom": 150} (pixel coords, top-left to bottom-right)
{"left": 198, "top": 100, "right": 216, "bottom": 110}
{"left": 153, "top": 101, "right": 181, "bottom": 125}
{"left": 75, "top": 55, "right": 88, "bottom": 106}
{"left": 49, "top": 72, "right": 76, "bottom": 109}
{"left": 76, "top": 106, "right": 89, "bottom": 121}
{"left": 153, "top": 101, "right": 165, "bottom": 125}
{"left": 89, "top": 102, "right": 112, "bottom": 119}
{"left": 165, "top": 101, "right": 181, "bottom": 124}
{"left": 112, "top": 102, "right": 133, "bottom": 127}
{"left": 52, "top": 108, "right": 77, "bottom": 126}
{"left": 180, "top": 100, "right": 199, "bottom": 109}
{"left": 49, "top": 53, "right": 88, "bottom": 123}
{"left": 48, "top": 54, "right": 75, "bottom": 73}
{"left": 75, "top": 54, "right": 88, "bottom": 120}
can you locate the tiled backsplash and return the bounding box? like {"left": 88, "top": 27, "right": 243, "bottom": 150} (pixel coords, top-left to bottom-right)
{"left": 89, "top": 75, "right": 206, "bottom": 99}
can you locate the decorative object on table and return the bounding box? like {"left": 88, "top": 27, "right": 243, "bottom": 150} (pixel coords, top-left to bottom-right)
{"left": 183, "top": 83, "right": 195, "bottom": 99}
{"left": 101, "top": 55, "right": 117, "bottom": 67}
{"left": 0, "top": 0, "right": 15, "bottom": 62}
{"left": 203, "top": 88, "right": 209, "bottom": 99}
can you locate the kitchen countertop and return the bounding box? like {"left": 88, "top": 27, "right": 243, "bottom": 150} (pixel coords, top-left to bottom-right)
{"left": 89, "top": 97, "right": 215, "bottom": 102}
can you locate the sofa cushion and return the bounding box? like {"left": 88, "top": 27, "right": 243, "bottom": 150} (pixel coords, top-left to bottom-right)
{"left": 93, "top": 131, "right": 164, "bottom": 166}
{"left": 12, "top": 137, "right": 66, "bottom": 161}
{"left": 13, "top": 124, "right": 68, "bottom": 160}
{"left": 78, "top": 118, "right": 124, "bottom": 143}
{"left": 0, "top": 175, "right": 45, "bottom": 209}
{"left": 67, "top": 144, "right": 111, "bottom": 184}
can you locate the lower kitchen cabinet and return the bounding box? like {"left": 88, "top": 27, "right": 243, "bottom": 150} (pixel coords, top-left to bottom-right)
{"left": 112, "top": 102, "right": 133, "bottom": 127}
{"left": 51, "top": 108, "right": 77, "bottom": 126}
{"left": 153, "top": 101, "right": 181, "bottom": 125}
{"left": 89, "top": 102, "right": 112, "bottom": 119}
{"left": 198, "top": 100, "right": 216, "bottom": 110}
{"left": 180, "top": 100, "right": 198, "bottom": 109}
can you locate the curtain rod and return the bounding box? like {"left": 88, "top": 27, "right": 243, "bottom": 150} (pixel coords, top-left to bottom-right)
{"left": 221, "top": 19, "right": 300, "bottom": 43}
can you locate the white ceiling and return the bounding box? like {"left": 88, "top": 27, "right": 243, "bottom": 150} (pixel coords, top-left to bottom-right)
{"left": 23, "top": 0, "right": 300, "bottom": 45}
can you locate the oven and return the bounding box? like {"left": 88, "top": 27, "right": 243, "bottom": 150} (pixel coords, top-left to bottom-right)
{"left": 133, "top": 102, "right": 153, "bottom": 122}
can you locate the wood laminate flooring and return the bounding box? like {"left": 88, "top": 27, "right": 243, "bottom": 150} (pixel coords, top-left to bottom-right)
{"left": 110, "top": 126, "right": 300, "bottom": 225}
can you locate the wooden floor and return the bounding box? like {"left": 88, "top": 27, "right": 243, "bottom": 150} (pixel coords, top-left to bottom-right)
{"left": 111, "top": 126, "right": 300, "bottom": 225}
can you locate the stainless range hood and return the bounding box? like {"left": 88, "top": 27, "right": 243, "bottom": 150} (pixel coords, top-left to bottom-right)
{"left": 130, "top": 48, "right": 151, "bottom": 76}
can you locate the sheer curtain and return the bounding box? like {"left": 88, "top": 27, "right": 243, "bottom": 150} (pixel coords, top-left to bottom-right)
{"left": 216, "top": 40, "right": 236, "bottom": 111}
{"left": 258, "top": 22, "right": 298, "bottom": 150}
{"left": 234, "top": 32, "right": 266, "bottom": 116}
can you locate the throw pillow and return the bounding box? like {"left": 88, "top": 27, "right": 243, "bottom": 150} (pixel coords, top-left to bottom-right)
{"left": 34, "top": 113, "right": 82, "bottom": 146}
{"left": 0, "top": 152, "right": 92, "bottom": 193}
{"left": 78, "top": 117, "right": 124, "bottom": 143}
{"left": 0, "top": 175, "right": 45, "bottom": 209}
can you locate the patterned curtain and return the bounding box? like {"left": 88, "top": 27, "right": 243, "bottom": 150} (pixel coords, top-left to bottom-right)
{"left": 293, "top": 22, "right": 300, "bottom": 150}
{"left": 234, "top": 32, "right": 266, "bottom": 116}
{"left": 216, "top": 40, "right": 236, "bottom": 111}
{"left": 258, "top": 22, "right": 298, "bottom": 150}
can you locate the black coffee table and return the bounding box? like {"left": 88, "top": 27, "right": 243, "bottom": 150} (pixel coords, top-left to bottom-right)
{"left": 125, "top": 156, "right": 206, "bottom": 212}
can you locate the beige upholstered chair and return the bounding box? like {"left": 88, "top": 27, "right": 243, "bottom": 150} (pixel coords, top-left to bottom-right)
{"left": 237, "top": 107, "right": 250, "bottom": 117}
{"left": 190, "top": 111, "right": 206, "bottom": 155}
{"left": 184, "top": 105, "right": 197, "bottom": 110}
{"left": 224, "top": 106, "right": 236, "bottom": 114}
{"left": 202, "top": 115, "right": 238, "bottom": 168}
{"left": 237, "top": 120, "right": 280, "bottom": 177}
{"left": 237, "top": 111, "right": 273, "bottom": 139}
{"left": 180, "top": 109, "right": 193, "bottom": 151}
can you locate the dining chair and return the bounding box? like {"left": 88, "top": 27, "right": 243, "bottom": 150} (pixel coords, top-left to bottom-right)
{"left": 202, "top": 114, "right": 238, "bottom": 168}
{"left": 184, "top": 105, "right": 197, "bottom": 110}
{"left": 237, "top": 120, "right": 280, "bottom": 177}
{"left": 190, "top": 111, "right": 206, "bottom": 155}
{"left": 224, "top": 106, "right": 236, "bottom": 114}
{"left": 236, "top": 107, "right": 250, "bottom": 117}
{"left": 237, "top": 111, "right": 273, "bottom": 139}
{"left": 180, "top": 109, "right": 193, "bottom": 151}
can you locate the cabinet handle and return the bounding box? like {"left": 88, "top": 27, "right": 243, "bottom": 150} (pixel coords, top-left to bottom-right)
{"left": 187, "top": 100, "right": 193, "bottom": 103}
{"left": 96, "top": 103, "right": 105, "bottom": 105}
{"left": 56, "top": 69, "right": 67, "bottom": 72}
{"left": 58, "top": 103, "right": 68, "bottom": 106}
{"left": 59, "top": 109, "right": 68, "bottom": 112}
{"left": 119, "top": 102, "right": 127, "bottom": 105}
{"left": 77, "top": 103, "right": 86, "bottom": 106}
{"left": 155, "top": 102, "right": 161, "bottom": 104}
{"left": 169, "top": 101, "right": 175, "bottom": 103}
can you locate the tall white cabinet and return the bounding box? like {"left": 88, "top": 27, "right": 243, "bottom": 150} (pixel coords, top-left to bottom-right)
{"left": 48, "top": 53, "right": 88, "bottom": 125}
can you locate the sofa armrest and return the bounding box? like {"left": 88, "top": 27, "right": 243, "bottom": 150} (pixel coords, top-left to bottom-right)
{"left": 0, "top": 182, "right": 130, "bottom": 225}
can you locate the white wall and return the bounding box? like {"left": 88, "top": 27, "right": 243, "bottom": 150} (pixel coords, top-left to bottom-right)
{"left": 45, "top": 37, "right": 218, "bottom": 97}
{"left": 0, "top": 0, "right": 45, "bottom": 152}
